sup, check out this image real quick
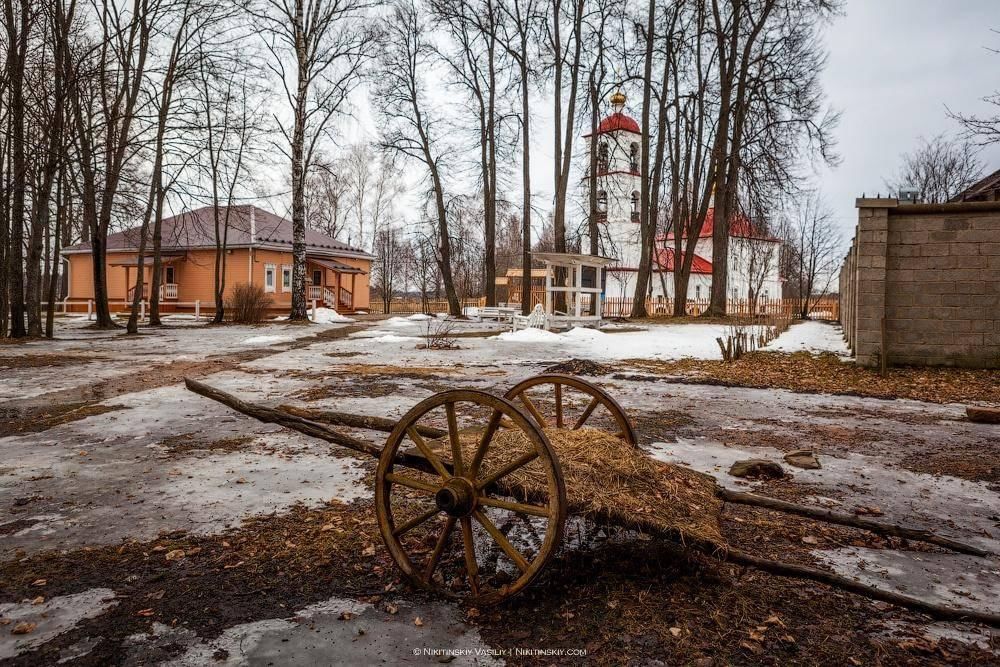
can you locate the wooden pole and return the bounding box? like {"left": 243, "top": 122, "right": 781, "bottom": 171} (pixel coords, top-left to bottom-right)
{"left": 718, "top": 488, "right": 989, "bottom": 557}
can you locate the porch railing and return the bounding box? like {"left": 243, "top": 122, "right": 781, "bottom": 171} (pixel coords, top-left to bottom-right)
{"left": 307, "top": 285, "right": 323, "bottom": 300}
{"left": 339, "top": 287, "right": 352, "bottom": 309}
{"left": 127, "top": 283, "right": 179, "bottom": 301}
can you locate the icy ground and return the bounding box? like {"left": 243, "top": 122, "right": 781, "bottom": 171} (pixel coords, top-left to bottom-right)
{"left": 765, "top": 319, "right": 852, "bottom": 356}
{"left": 1, "top": 316, "right": 997, "bottom": 661}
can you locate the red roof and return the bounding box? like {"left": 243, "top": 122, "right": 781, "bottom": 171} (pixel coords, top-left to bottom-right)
{"left": 654, "top": 247, "right": 713, "bottom": 274}
{"left": 663, "top": 208, "right": 779, "bottom": 242}
{"left": 584, "top": 112, "right": 641, "bottom": 136}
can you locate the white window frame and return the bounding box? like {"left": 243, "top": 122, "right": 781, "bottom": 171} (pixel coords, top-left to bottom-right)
{"left": 281, "top": 265, "right": 292, "bottom": 292}
{"left": 264, "top": 263, "right": 276, "bottom": 293}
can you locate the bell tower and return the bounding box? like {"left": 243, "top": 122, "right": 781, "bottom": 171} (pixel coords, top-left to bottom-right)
{"left": 583, "top": 91, "right": 643, "bottom": 297}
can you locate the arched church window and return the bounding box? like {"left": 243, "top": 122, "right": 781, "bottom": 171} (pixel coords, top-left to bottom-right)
{"left": 596, "top": 190, "right": 608, "bottom": 221}
{"left": 629, "top": 143, "right": 639, "bottom": 172}
{"left": 598, "top": 142, "right": 609, "bottom": 172}
{"left": 630, "top": 191, "right": 640, "bottom": 222}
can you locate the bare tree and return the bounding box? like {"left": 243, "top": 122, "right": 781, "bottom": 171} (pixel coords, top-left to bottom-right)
{"left": 706, "top": 0, "right": 840, "bottom": 316}
{"left": 195, "top": 39, "right": 268, "bottom": 323}
{"left": 371, "top": 222, "right": 403, "bottom": 312}
{"left": 785, "top": 191, "right": 840, "bottom": 319}
{"left": 253, "top": 0, "right": 378, "bottom": 320}
{"left": 889, "top": 134, "right": 984, "bottom": 204}
{"left": 949, "top": 31, "right": 1000, "bottom": 145}
{"left": 430, "top": 0, "right": 508, "bottom": 307}
{"left": 373, "top": 0, "right": 462, "bottom": 316}
{"left": 304, "top": 161, "right": 348, "bottom": 241}
{"left": 2, "top": 0, "right": 36, "bottom": 337}
{"left": 338, "top": 143, "right": 401, "bottom": 252}
{"left": 58, "top": 0, "right": 161, "bottom": 329}
{"left": 499, "top": 0, "right": 538, "bottom": 315}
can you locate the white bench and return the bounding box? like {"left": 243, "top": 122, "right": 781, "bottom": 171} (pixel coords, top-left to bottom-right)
{"left": 478, "top": 306, "right": 517, "bottom": 323}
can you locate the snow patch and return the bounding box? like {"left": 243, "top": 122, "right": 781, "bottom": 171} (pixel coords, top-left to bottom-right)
{"left": 369, "top": 334, "right": 421, "bottom": 343}
{"left": 0, "top": 588, "right": 117, "bottom": 659}
{"left": 310, "top": 307, "right": 354, "bottom": 324}
{"left": 238, "top": 334, "right": 293, "bottom": 346}
{"left": 493, "top": 328, "right": 562, "bottom": 343}
{"left": 767, "top": 320, "right": 851, "bottom": 356}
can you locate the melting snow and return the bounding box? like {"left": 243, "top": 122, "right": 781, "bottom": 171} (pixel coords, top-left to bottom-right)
{"left": 766, "top": 320, "right": 851, "bottom": 356}
{"left": 239, "top": 334, "right": 294, "bottom": 346}
{"left": 0, "top": 588, "right": 117, "bottom": 660}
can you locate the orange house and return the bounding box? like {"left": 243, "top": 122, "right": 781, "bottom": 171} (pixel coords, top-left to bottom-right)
{"left": 61, "top": 205, "right": 372, "bottom": 313}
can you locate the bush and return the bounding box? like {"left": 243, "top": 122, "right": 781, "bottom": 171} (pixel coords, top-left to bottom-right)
{"left": 225, "top": 283, "right": 273, "bottom": 324}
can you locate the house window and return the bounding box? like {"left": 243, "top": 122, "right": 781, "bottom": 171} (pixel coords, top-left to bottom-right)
{"left": 630, "top": 191, "right": 640, "bottom": 222}
{"left": 695, "top": 285, "right": 701, "bottom": 300}
{"left": 731, "top": 287, "right": 738, "bottom": 301}
{"left": 762, "top": 289, "right": 769, "bottom": 301}
{"left": 598, "top": 142, "right": 609, "bottom": 172}
{"left": 629, "top": 143, "right": 639, "bottom": 172}
{"left": 312, "top": 269, "right": 322, "bottom": 286}
{"left": 596, "top": 190, "right": 608, "bottom": 222}
{"left": 281, "top": 265, "right": 292, "bottom": 292}
{"left": 264, "top": 264, "right": 276, "bottom": 293}
{"left": 164, "top": 266, "right": 175, "bottom": 284}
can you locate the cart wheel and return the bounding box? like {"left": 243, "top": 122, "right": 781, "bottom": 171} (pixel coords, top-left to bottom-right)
{"left": 375, "top": 389, "right": 567, "bottom": 606}
{"left": 504, "top": 373, "right": 638, "bottom": 446}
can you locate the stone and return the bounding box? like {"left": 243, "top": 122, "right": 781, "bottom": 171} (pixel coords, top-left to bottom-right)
{"left": 784, "top": 449, "right": 821, "bottom": 470}
{"left": 728, "top": 459, "right": 785, "bottom": 480}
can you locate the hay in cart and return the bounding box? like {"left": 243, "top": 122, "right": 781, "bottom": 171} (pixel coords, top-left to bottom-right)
{"left": 466, "top": 427, "right": 726, "bottom": 550}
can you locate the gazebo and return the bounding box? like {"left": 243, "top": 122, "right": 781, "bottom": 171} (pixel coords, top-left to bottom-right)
{"left": 512, "top": 251, "right": 616, "bottom": 331}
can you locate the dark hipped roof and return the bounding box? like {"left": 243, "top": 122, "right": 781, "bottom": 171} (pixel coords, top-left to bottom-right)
{"left": 949, "top": 168, "right": 1000, "bottom": 202}
{"left": 63, "top": 205, "right": 371, "bottom": 258}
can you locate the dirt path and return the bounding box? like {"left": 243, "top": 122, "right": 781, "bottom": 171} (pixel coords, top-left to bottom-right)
{"left": 0, "top": 325, "right": 367, "bottom": 437}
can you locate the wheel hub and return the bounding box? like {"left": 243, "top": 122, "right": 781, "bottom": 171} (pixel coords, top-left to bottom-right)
{"left": 435, "top": 477, "right": 477, "bottom": 517}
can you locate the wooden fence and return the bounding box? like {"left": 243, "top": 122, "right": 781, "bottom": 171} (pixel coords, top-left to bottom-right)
{"left": 601, "top": 296, "right": 840, "bottom": 320}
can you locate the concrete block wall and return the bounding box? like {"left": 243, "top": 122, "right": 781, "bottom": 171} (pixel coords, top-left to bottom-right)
{"left": 838, "top": 199, "right": 1000, "bottom": 368}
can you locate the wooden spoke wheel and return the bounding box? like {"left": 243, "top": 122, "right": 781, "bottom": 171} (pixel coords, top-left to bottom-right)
{"left": 503, "top": 373, "right": 638, "bottom": 446}
{"left": 375, "top": 389, "right": 567, "bottom": 606}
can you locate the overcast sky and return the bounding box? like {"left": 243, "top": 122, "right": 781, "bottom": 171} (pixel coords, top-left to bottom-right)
{"left": 817, "top": 0, "right": 1000, "bottom": 237}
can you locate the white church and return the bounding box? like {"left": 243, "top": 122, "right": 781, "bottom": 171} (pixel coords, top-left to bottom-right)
{"left": 581, "top": 91, "right": 783, "bottom": 304}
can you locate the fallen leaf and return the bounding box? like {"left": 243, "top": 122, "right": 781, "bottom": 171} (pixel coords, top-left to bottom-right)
{"left": 31, "top": 596, "right": 44, "bottom": 605}
{"left": 11, "top": 622, "right": 36, "bottom": 635}
{"left": 165, "top": 549, "right": 185, "bottom": 561}
{"left": 31, "top": 579, "right": 46, "bottom": 587}
{"left": 137, "top": 609, "right": 155, "bottom": 617}
{"left": 235, "top": 477, "right": 248, "bottom": 484}
{"left": 669, "top": 627, "right": 682, "bottom": 637}
{"left": 338, "top": 612, "right": 353, "bottom": 621}
{"left": 385, "top": 604, "right": 399, "bottom": 615}
{"left": 320, "top": 524, "right": 335, "bottom": 532}
{"left": 362, "top": 545, "right": 376, "bottom": 557}
{"left": 801, "top": 535, "right": 819, "bottom": 545}
{"left": 414, "top": 617, "right": 424, "bottom": 627}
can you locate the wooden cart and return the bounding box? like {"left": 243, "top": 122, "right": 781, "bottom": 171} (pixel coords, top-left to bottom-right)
{"left": 185, "top": 374, "right": 999, "bottom": 626}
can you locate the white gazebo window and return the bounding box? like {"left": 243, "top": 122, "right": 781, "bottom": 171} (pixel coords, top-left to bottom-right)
{"left": 264, "top": 264, "right": 276, "bottom": 293}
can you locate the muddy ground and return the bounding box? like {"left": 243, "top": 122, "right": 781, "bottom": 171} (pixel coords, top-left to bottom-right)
{"left": 1, "top": 317, "right": 998, "bottom": 665}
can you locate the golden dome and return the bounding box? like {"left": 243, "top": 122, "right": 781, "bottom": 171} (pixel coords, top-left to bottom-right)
{"left": 610, "top": 90, "right": 626, "bottom": 107}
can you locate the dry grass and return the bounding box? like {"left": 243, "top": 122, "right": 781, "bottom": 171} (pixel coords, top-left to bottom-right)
{"left": 464, "top": 427, "right": 725, "bottom": 549}
{"left": 626, "top": 352, "right": 1000, "bottom": 405}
